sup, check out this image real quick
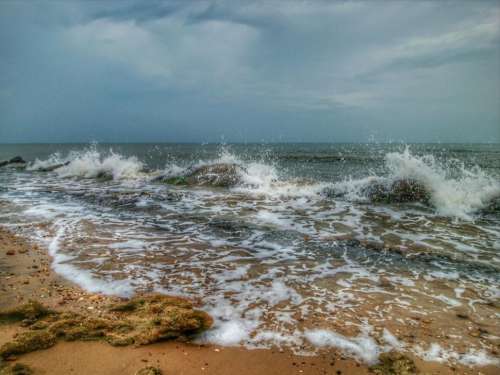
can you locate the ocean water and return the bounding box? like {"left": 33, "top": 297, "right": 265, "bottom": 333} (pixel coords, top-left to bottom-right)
{"left": 0, "top": 143, "right": 499, "bottom": 366}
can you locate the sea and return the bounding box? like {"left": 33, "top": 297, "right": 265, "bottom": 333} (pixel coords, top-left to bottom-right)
{"left": 0, "top": 143, "right": 499, "bottom": 366}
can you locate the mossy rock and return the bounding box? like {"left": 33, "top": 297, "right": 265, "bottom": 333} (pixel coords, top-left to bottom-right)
{"left": 0, "top": 295, "right": 212, "bottom": 358}
{"left": 0, "top": 301, "right": 54, "bottom": 324}
{"left": 0, "top": 363, "right": 33, "bottom": 375}
{"left": 0, "top": 331, "right": 57, "bottom": 359}
{"left": 135, "top": 366, "right": 162, "bottom": 375}
{"left": 109, "top": 295, "right": 213, "bottom": 345}
{"left": 370, "top": 351, "right": 417, "bottom": 375}
{"left": 156, "top": 163, "right": 244, "bottom": 188}
{"left": 365, "top": 179, "right": 429, "bottom": 204}
{"left": 162, "top": 176, "right": 188, "bottom": 186}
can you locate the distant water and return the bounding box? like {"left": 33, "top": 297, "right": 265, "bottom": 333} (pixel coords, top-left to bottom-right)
{"left": 1, "top": 143, "right": 499, "bottom": 366}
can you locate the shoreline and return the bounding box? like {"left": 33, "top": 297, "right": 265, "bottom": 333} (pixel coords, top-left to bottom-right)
{"left": 0, "top": 226, "right": 497, "bottom": 375}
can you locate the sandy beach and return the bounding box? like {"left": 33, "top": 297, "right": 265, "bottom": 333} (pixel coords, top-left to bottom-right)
{"left": 0, "top": 226, "right": 497, "bottom": 375}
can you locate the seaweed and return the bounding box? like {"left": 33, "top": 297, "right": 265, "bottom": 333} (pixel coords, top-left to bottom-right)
{"left": 370, "top": 351, "right": 418, "bottom": 375}
{"left": 0, "top": 331, "right": 57, "bottom": 359}
{"left": 135, "top": 366, "right": 162, "bottom": 375}
{"left": 0, "top": 295, "right": 212, "bottom": 359}
{"left": 0, "top": 363, "right": 33, "bottom": 375}
{"left": 0, "top": 301, "right": 53, "bottom": 324}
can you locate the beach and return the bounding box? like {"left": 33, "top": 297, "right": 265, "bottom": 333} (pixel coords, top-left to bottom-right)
{"left": 1, "top": 226, "right": 497, "bottom": 375}
{"left": 0, "top": 143, "right": 499, "bottom": 374}
{"left": 2, "top": 0, "right": 500, "bottom": 373}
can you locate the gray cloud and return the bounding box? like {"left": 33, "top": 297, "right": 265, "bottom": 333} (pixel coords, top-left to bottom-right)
{"left": 0, "top": 0, "right": 499, "bottom": 143}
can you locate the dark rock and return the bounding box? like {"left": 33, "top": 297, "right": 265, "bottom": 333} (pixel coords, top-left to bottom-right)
{"left": 95, "top": 171, "right": 113, "bottom": 181}
{"left": 0, "top": 156, "right": 26, "bottom": 169}
{"left": 157, "top": 163, "right": 245, "bottom": 188}
{"left": 135, "top": 367, "right": 162, "bottom": 375}
{"left": 364, "top": 179, "right": 429, "bottom": 204}
{"left": 9, "top": 156, "right": 25, "bottom": 164}
{"left": 36, "top": 161, "right": 70, "bottom": 172}
{"left": 0, "top": 362, "right": 34, "bottom": 375}
{"left": 370, "top": 351, "right": 417, "bottom": 375}
{"left": 480, "top": 196, "right": 500, "bottom": 215}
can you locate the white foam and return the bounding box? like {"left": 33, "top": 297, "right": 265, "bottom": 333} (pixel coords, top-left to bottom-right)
{"left": 458, "top": 349, "right": 500, "bottom": 366}
{"left": 201, "top": 319, "right": 256, "bottom": 346}
{"left": 332, "top": 147, "right": 500, "bottom": 219}
{"left": 385, "top": 147, "right": 500, "bottom": 219}
{"left": 27, "top": 153, "right": 66, "bottom": 171}
{"left": 56, "top": 148, "right": 144, "bottom": 180}
{"left": 382, "top": 328, "right": 403, "bottom": 349}
{"left": 48, "top": 221, "right": 134, "bottom": 297}
{"left": 305, "top": 329, "right": 380, "bottom": 364}
{"left": 416, "top": 343, "right": 499, "bottom": 366}
{"left": 109, "top": 239, "right": 146, "bottom": 251}
{"left": 434, "top": 294, "right": 462, "bottom": 307}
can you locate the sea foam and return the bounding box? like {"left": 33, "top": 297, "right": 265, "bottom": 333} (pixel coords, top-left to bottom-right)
{"left": 332, "top": 147, "right": 500, "bottom": 219}
{"left": 385, "top": 147, "right": 500, "bottom": 219}
{"left": 56, "top": 149, "right": 144, "bottom": 180}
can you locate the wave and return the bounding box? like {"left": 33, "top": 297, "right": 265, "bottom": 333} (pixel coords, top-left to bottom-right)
{"left": 154, "top": 147, "right": 326, "bottom": 197}
{"left": 29, "top": 147, "right": 145, "bottom": 180}
{"left": 28, "top": 153, "right": 69, "bottom": 172}
{"left": 331, "top": 147, "right": 500, "bottom": 219}
{"left": 20, "top": 145, "right": 500, "bottom": 218}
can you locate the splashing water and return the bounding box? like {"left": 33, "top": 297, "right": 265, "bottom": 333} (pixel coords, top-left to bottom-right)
{"left": 40, "top": 146, "right": 145, "bottom": 180}
{"left": 1, "top": 142, "right": 499, "bottom": 367}
{"left": 384, "top": 147, "right": 500, "bottom": 219}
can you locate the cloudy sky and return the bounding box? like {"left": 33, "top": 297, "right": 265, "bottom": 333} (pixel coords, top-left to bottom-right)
{"left": 1, "top": 0, "right": 499, "bottom": 143}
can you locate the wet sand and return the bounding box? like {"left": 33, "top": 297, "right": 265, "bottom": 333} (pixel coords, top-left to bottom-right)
{"left": 0, "top": 226, "right": 497, "bottom": 375}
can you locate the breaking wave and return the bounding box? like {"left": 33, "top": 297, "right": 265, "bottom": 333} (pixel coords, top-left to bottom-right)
{"left": 29, "top": 147, "right": 145, "bottom": 180}
{"left": 21, "top": 145, "right": 500, "bottom": 218}
{"left": 332, "top": 147, "right": 500, "bottom": 219}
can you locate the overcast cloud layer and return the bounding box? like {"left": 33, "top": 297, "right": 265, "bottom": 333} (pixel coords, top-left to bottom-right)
{"left": 1, "top": 0, "right": 499, "bottom": 143}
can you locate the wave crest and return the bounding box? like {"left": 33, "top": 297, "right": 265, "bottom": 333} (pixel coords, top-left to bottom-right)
{"left": 331, "top": 147, "right": 500, "bottom": 219}
{"left": 30, "top": 147, "right": 145, "bottom": 180}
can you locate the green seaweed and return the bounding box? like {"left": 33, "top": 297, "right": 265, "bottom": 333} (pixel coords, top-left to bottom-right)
{"left": 135, "top": 366, "right": 162, "bottom": 375}
{"left": 0, "top": 301, "right": 53, "bottom": 324}
{"left": 370, "top": 351, "right": 418, "bottom": 375}
{"left": 162, "top": 176, "right": 188, "bottom": 185}
{"left": 0, "top": 295, "right": 212, "bottom": 359}
{"left": 0, "top": 331, "right": 57, "bottom": 359}
{"left": 0, "top": 363, "right": 33, "bottom": 375}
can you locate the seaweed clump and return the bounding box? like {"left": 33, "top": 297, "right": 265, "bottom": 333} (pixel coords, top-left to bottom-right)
{"left": 0, "top": 363, "right": 33, "bottom": 375}
{"left": 0, "top": 300, "right": 54, "bottom": 324}
{"left": 135, "top": 366, "right": 162, "bottom": 375}
{"left": 0, "top": 295, "right": 212, "bottom": 359}
{"left": 370, "top": 351, "right": 418, "bottom": 375}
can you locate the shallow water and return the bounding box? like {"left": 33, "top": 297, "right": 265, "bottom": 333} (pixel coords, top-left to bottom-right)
{"left": 0, "top": 143, "right": 499, "bottom": 366}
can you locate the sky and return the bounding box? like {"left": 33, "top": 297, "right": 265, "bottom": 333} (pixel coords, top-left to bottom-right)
{"left": 0, "top": 0, "right": 499, "bottom": 143}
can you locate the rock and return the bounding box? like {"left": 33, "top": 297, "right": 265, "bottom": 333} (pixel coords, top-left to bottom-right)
{"left": 0, "top": 363, "right": 33, "bottom": 375}
{"left": 8, "top": 157, "right": 25, "bottom": 164}
{"left": 0, "top": 331, "right": 57, "bottom": 359}
{"left": 0, "top": 300, "right": 53, "bottom": 324}
{"left": 370, "top": 351, "right": 418, "bottom": 375}
{"left": 480, "top": 196, "right": 500, "bottom": 214}
{"left": 0, "top": 295, "right": 212, "bottom": 358}
{"left": 157, "top": 163, "right": 245, "bottom": 188}
{"left": 36, "top": 161, "right": 70, "bottom": 172}
{"left": 0, "top": 157, "right": 26, "bottom": 169}
{"left": 135, "top": 366, "right": 162, "bottom": 375}
{"left": 364, "top": 179, "right": 429, "bottom": 204}
{"left": 5, "top": 251, "right": 15, "bottom": 256}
